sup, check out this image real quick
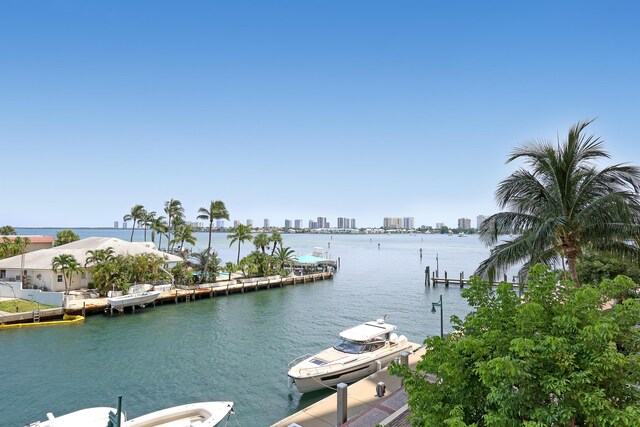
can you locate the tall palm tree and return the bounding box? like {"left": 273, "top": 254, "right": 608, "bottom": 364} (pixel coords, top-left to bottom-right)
{"left": 196, "top": 200, "right": 230, "bottom": 255}
{"left": 253, "top": 232, "right": 270, "bottom": 254}
{"left": 164, "top": 199, "right": 184, "bottom": 251}
{"left": 150, "top": 215, "right": 168, "bottom": 249}
{"left": 477, "top": 120, "right": 640, "bottom": 285}
{"left": 269, "top": 231, "right": 283, "bottom": 256}
{"left": 227, "top": 224, "right": 254, "bottom": 264}
{"left": 123, "top": 204, "right": 146, "bottom": 242}
{"left": 141, "top": 210, "right": 156, "bottom": 242}
{"left": 51, "top": 254, "right": 82, "bottom": 294}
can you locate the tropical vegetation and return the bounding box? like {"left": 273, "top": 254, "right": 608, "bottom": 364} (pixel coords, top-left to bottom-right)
{"left": 86, "top": 252, "right": 171, "bottom": 295}
{"left": 0, "top": 225, "right": 16, "bottom": 235}
{"left": 477, "top": 120, "right": 640, "bottom": 285}
{"left": 51, "top": 254, "right": 81, "bottom": 294}
{"left": 0, "top": 236, "right": 31, "bottom": 259}
{"left": 391, "top": 266, "right": 640, "bottom": 426}
{"left": 227, "top": 224, "right": 253, "bottom": 264}
{"left": 53, "top": 229, "right": 80, "bottom": 247}
{"left": 123, "top": 204, "right": 146, "bottom": 242}
{"left": 164, "top": 198, "right": 185, "bottom": 251}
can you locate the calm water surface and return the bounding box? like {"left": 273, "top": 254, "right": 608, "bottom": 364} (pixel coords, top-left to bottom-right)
{"left": 3, "top": 230, "right": 512, "bottom": 426}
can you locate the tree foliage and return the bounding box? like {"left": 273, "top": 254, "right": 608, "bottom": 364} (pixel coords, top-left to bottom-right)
{"left": 577, "top": 252, "right": 640, "bottom": 288}
{"left": 0, "top": 225, "right": 16, "bottom": 235}
{"left": 87, "top": 253, "right": 170, "bottom": 295}
{"left": 392, "top": 265, "right": 640, "bottom": 426}
{"left": 0, "top": 236, "right": 30, "bottom": 259}
{"left": 477, "top": 120, "right": 640, "bottom": 285}
{"left": 53, "top": 229, "right": 80, "bottom": 246}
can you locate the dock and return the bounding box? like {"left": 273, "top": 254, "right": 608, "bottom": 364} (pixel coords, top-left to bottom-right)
{"left": 65, "top": 272, "right": 334, "bottom": 316}
{"left": 423, "top": 267, "right": 524, "bottom": 290}
{"left": 271, "top": 344, "right": 426, "bottom": 427}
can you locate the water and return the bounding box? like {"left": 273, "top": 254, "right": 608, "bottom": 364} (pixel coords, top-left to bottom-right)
{"left": 2, "top": 230, "right": 510, "bottom": 426}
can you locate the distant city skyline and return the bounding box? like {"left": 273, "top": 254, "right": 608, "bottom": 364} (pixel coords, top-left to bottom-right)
{"left": 2, "top": 2, "right": 639, "bottom": 228}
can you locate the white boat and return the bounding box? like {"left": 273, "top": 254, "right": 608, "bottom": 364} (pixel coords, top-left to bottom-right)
{"left": 108, "top": 290, "right": 161, "bottom": 310}
{"left": 25, "top": 406, "right": 124, "bottom": 427}
{"left": 287, "top": 318, "right": 414, "bottom": 393}
{"left": 26, "top": 401, "right": 234, "bottom": 427}
{"left": 124, "top": 401, "right": 234, "bottom": 427}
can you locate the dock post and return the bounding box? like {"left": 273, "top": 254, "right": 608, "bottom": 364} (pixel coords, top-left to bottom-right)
{"left": 338, "top": 257, "right": 340, "bottom": 269}
{"left": 504, "top": 273, "right": 507, "bottom": 283}
{"left": 400, "top": 351, "right": 409, "bottom": 367}
{"left": 425, "top": 266, "right": 430, "bottom": 287}
{"left": 174, "top": 289, "right": 178, "bottom": 304}
{"left": 444, "top": 271, "right": 449, "bottom": 287}
{"left": 82, "top": 302, "right": 86, "bottom": 317}
{"left": 432, "top": 271, "right": 436, "bottom": 286}
{"left": 337, "top": 383, "right": 348, "bottom": 425}
{"left": 460, "top": 272, "right": 464, "bottom": 288}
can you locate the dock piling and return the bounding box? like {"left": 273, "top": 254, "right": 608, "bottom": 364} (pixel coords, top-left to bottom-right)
{"left": 337, "top": 383, "right": 348, "bottom": 425}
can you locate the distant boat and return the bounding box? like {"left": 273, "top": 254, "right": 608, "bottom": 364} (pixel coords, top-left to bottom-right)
{"left": 107, "top": 289, "right": 161, "bottom": 311}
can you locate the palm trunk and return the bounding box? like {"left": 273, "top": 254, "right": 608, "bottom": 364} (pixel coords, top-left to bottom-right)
{"left": 237, "top": 242, "right": 241, "bottom": 264}
{"left": 144, "top": 226, "right": 147, "bottom": 242}
{"left": 167, "top": 215, "right": 172, "bottom": 251}
{"left": 130, "top": 223, "right": 135, "bottom": 242}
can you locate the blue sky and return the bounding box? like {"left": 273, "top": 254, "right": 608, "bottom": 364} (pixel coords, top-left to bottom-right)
{"left": 2, "top": 1, "right": 639, "bottom": 228}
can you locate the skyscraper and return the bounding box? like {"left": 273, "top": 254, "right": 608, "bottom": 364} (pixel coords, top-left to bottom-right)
{"left": 458, "top": 218, "right": 471, "bottom": 229}
{"left": 264, "top": 218, "right": 270, "bottom": 228}
{"left": 383, "top": 217, "right": 403, "bottom": 229}
{"left": 284, "top": 219, "right": 292, "bottom": 228}
{"left": 476, "top": 215, "right": 487, "bottom": 229}
{"left": 246, "top": 219, "right": 253, "bottom": 227}
{"left": 403, "top": 217, "right": 415, "bottom": 229}
{"left": 294, "top": 219, "right": 303, "bottom": 229}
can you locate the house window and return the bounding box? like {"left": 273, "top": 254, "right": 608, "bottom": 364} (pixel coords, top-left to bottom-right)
{"left": 57, "top": 275, "right": 63, "bottom": 282}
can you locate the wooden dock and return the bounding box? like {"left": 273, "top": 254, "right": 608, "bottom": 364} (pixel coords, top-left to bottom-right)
{"left": 424, "top": 267, "right": 524, "bottom": 290}
{"left": 65, "top": 272, "right": 334, "bottom": 316}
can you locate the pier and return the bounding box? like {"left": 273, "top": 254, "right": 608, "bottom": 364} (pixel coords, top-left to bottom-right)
{"left": 423, "top": 266, "right": 524, "bottom": 290}
{"left": 271, "top": 344, "right": 426, "bottom": 427}
{"left": 65, "top": 272, "right": 334, "bottom": 316}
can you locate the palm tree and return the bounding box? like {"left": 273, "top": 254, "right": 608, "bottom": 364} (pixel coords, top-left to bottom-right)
{"left": 51, "top": 254, "right": 82, "bottom": 294}
{"left": 123, "top": 204, "right": 146, "bottom": 242}
{"left": 227, "top": 224, "right": 254, "bottom": 264}
{"left": 269, "top": 231, "right": 283, "bottom": 256}
{"left": 0, "top": 225, "right": 16, "bottom": 235}
{"left": 196, "top": 200, "right": 230, "bottom": 255}
{"left": 477, "top": 120, "right": 640, "bottom": 285}
{"left": 141, "top": 210, "right": 156, "bottom": 242}
{"left": 274, "top": 246, "right": 296, "bottom": 270}
{"left": 224, "top": 261, "right": 236, "bottom": 280}
{"left": 171, "top": 224, "right": 197, "bottom": 253}
{"left": 150, "top": 215, "right": 168, "bottom": 249}
{"left": 164, "top": 199, "right": 184, "bottom": 251}
{"left": 253, "top": 232, "right": 270, "bottom": 254}
{"left": 84, "top": 247, "right": 115, "bottom": 267}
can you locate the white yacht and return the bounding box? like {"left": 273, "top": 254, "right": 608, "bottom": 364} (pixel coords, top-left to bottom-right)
{"left": 108, "top": 289, "right": 161, "bottom": 311}
{"left": 287, "top": 319, "right": 414, "bottom": 393}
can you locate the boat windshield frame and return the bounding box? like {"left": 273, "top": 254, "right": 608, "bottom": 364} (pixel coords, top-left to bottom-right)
{"left": 333, "top": 337, "right": 386, "bottom": 354}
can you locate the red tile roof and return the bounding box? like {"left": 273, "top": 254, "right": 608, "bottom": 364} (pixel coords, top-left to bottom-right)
{"left": 0, "top": 235, "right": 55, "bottom": 243}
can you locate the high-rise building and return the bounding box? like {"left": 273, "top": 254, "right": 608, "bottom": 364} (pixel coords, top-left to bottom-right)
{"left": 114, "top": 221, "right": 119, "bottom": 229}
{"left": 294, "top": 219, "right": 303, "bottom": 229}
{"left": 264, "top": 219, "right": 270, "bottom": 228}
{"left": 458, "top": 218, "right": 471, "bottom": 229}
{"left": 337, "top": 217, "right": 352, "bottom": 229}
{"left": 216, "top": 220, "right": 225, "bottom": 228}
{"left": 284, "top": 219, "right": 292, "bottom": 228}
{"left": 246, "top": 219, "right": 253, "bottom": 227}
{"left": 309, "top": 220, "right": 317, "bottom": 229}
{"left": 383, "top": 217, "right": 403, "bottom": 229}
{"left": 476, "top": 215, "right": 487, "bottom": 229}
{"left": 350, "top": 218, "right": 356, "bottom": 229}
{"left": 234, "top": 220, "right": 241, "bottom": 227}
{"left": 436, "top": 222, "right": 445, "bottom": 229}
{"left": 403, "top": 217, "right": 415, "bottom": 229}
{"left": 317, "top": 217, "right": 327, "bottom": 228}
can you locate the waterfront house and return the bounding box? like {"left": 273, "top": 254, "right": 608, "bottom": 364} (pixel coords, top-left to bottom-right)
{"left": 0, "top": 235, "right": 55, "bottom": 252}
{"left": 0, "top": 237, "right": 183, "bottom": 292}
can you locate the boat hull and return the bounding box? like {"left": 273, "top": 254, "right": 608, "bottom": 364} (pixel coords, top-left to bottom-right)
{"left": 124, "top": 401, "right": 234, "bottom": 427}
{"left": 108, "top": 290, "right": 161, "bottom": 309}
{"left": 25, "top": 407, "right": 122, "bottom": 427}
{"left": 289, "top": 344, "right": 413, "bottom": 393}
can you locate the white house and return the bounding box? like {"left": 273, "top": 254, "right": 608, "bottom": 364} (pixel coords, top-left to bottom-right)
{"left": 0, "top": 237, "right": 183, "bottom": 292}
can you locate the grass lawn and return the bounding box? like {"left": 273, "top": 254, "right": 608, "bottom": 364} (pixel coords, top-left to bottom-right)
{"left": 0, "top": 299, "right": 56, "bottom": 313}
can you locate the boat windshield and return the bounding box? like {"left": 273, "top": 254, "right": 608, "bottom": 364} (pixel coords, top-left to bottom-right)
{"left": 333, "top": 339, "right": 367, "bottom": 354}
